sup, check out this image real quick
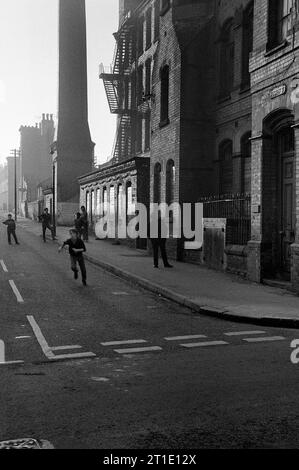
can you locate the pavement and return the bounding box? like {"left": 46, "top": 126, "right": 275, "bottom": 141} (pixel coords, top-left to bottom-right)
{"left": 13, "top": 215, "right": 299, "bottom": 328}
{"left": 1, "top": 219, "right": 299, "bottom": 448}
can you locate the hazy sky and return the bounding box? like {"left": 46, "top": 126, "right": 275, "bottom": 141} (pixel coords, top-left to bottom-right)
{"left": 0, "top": 0, "right": 118, "bottom": 165}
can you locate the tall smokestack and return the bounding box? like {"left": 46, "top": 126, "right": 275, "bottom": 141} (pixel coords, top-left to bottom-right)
{"left": 55, "top": 0, "right": 94, "bottom": 209}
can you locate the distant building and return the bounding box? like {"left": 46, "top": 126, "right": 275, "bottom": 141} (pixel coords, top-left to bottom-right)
{"left": 6, "top": 155, "right": 20, "bottom": 214}
{"left": 51, "top": 0, "right": 94, "bottom": 226}
{"left": 0, "top": 164, "right": 8, "bottom": 212}
{"left": 19, "top": 114, "right": 55, "bottom": 219}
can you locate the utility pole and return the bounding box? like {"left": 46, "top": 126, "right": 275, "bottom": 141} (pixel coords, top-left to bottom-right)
{"left": 10, "top": 149, "right": 19, "bottom": 222}
{"left": 52, "top": 159, "right": 56, "bottom": 237}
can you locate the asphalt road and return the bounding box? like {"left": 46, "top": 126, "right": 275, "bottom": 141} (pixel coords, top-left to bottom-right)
{"left": 1, "top": 224, "right": 299, "bottom": 449}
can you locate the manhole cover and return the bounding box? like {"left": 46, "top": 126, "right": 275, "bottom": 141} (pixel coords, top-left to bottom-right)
{"left": 0, "top": 438, "right": 54, "bottom": 449}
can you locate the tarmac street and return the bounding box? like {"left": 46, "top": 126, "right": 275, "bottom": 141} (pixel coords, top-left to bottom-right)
{"left": 1, "top": 224, "right": 299, "bottom": 449}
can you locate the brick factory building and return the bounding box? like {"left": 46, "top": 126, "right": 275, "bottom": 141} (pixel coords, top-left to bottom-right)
{"left": 80, "top": 0, "right": 299, "bottom": 292}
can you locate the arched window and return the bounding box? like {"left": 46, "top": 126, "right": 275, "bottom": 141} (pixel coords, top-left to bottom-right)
{"left": 160, "top": 65, "right": 169, "bottom": 125}
{"left": 268, "top": 0, "right": 293, "bottom": 49}
{"left": 241, "top": 133, "right": 252, "bottom": 193}
{"left": 103, "top": 187, "right": 108, "bottom": 215}
{"left": 241, "top": 2, "right": 253, "bottom": 89}
{"left": 166, "top": 160, "right": 175, "bottom": 205}
{"left": 90, "top": 190, "right": 95, "bottom": 222}
{"left": 117, "top": 184, "right": 124, "bottom": 218}
{"left": 126, "top": 182, "right": 135, "bottom": 216}
{"left": 86, "top": 191, "right": 90, "bottom": 215}
{"left": 219, "top": 140, "right": 233, "bottom": 195}
{"left": 154, "top": 163, "right": 162, "bottom": 204}
{"left": 96, "top": 188, "right": 101, "bottom": 217}
{"left": 109, "top": 186, "right": 115, "bottom": 214}
{"left": 219, "top": 20, "right": 234, "bottom": 98}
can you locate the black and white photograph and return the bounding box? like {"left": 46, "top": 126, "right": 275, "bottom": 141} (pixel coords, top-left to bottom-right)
{"left": 1, "top": 0, "right": 299, "bottom": 457}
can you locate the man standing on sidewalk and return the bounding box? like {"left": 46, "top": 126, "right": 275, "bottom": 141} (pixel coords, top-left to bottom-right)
{"left": 149, "top": 211, "right": 173, "bottom": 269}
{"left": 40, "top": 208, "right": 55, "bottom": 243}
{"left": 2, "top": 214, "right": 20, "bottom": 245}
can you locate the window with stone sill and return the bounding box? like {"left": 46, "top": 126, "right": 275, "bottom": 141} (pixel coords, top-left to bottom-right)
{"left": 219, "top": 19, "right": 234, "bottom": 100}
{"left": 219, "top": 140, "right": 233, "bottom": 195}
{"left": 241, "top": 2, "right": 254, "bottom": 90}
{"left": 144, "top": 111, "right": 151, "bottom": 151}
{"left": 154, "top": 0, "right": 160, "bottom": 40}
{"left": 267, "top": 0, "right": 295, "bottom": 50}
{"left": 145, "top": 8, "right": 152, "bottom": 50}
{"left": 137, "top": 16, "right": 144, "bottom": 57}
{"left": 160, "top": 65, "right": 170, "bottom": 126}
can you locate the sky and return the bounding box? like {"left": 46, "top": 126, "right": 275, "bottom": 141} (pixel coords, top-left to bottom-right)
{"left": 0, "top": 0, "right": 118, "bottom": 165}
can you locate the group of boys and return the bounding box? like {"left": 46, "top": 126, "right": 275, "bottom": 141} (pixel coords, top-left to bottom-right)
{"left": 2, "top": 207, "right": 88, "bottom": 286}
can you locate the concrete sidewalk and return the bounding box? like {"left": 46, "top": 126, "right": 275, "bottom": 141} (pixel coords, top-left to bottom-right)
{"left": 13, "top": 216, "right": 299, "bottom": 328}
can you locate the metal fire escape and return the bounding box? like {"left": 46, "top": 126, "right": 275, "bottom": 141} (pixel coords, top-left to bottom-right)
{"left": 99, "top": 13, "right": 134, "bottom": 164}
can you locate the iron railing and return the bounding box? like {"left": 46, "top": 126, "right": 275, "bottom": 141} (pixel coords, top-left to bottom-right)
{"left": 199, "top": 193, "right": 251, "bottom": 245}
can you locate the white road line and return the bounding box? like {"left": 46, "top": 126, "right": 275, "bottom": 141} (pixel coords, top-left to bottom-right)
{"left": 101, "top": 339, "right": 147, "bottom": 346}
{"left": 0, "top": 260, "right": 8, "bottom": 272}
{"left": 112, "top": 292, "right": 130, "bottom": 296}
{"left": 114, "top": 346, "right": 162, "bottom": 354}
{"left": 51, "top": 345, "right": 82, "bottom": 351}
{"left": 9, "top": 280, "right": 24, "bottom": 303}
{"left": 50, "top": 352, "right": 96, "bottom": 360}
{"left": 224, "top": 330, "right": 266, "bottom": 336}
{"left": 243, "top": 336, "right": 285, "bottom": 343}
{"left": 27, "top": 316, "right": 55, "bottom": 359}
{"left": 15, "top": 336, "right": 31, "bottom": 339}
{"left": 181, "top": 341, "right": 229, "bottom": 348}
{"left": 27, "top": 316, "right": 96, "bottom": 361}
{"left": 0, "top": 340, "right": 23, "bottom": 365}
{"left": 165, "top": 335, "right": 207, "bottom": 341}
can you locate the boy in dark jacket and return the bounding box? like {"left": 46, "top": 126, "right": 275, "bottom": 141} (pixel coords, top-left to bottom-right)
{"left": 40, "top": 208, "right": 55, "bottom": 242}
{"left": 2, "top": 214, "right": 19, "bottom": 245}
{"left": 58, "top": 229, "right": 87, "bottom": 286}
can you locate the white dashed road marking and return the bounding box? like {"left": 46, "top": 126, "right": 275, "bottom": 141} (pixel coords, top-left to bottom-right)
{"left": 165, "top": 335, "right": 207, "bottom": 341}
{"left": 51, "top": 345, "right": 82, "bottom": 351}
{"left": 0, "top": 260, "right": 8, "bottom": 272}
{"left": 224, "top": 331, "right": 266, "bottom": 336}
{"left": 27, "top": 315, "right": 96, "bottom": 361}
{"left": 0, "top": 340, "right": 24, "bottom": 366}
{"left": 114, "top": 346, "right": 162, "bottom": 354}
{"left": 101, "top": 339, "right": 147, "bottom": 346}
{"left": 181, "top": 341, "right": 229, "bottom": 348}
{"left": 243, "top": 336, "right": 286, "bottom": 343}
{"left": 9, "top": 280, "right": 24, "bottom": 303}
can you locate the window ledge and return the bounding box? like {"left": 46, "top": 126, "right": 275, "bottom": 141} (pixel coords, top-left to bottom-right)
{"left": 217, "top": 94, "right": 231, "bottom": 104}
{"left": 265, "top": 39, "right": 289, "bottom": 57}
{"left": 239, "top": 83, "right": 251, "bottom": 94}
{"left": 159, "top": 118, "right": 170, "bottom": 128}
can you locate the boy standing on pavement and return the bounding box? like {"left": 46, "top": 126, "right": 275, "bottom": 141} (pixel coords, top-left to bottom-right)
{"left": 58, "top": 229, "right": 87, "bottom": 286}
{"left": 40, "top": 208, "right": 55, "bottom": 242}
{"left": 2, "top": 214, "right": 20, "bottom": 245}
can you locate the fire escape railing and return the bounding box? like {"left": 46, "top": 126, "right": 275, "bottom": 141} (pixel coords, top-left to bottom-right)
{"left": 99, "top": 14, "right": 135, "bottom": 164}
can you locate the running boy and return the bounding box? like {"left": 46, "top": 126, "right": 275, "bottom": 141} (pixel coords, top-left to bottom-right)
{"left": 59, "top": 229, "right": 87, "bottom": 286}
{"left": 2, "top": 214, "right": 19, "bottom": 245}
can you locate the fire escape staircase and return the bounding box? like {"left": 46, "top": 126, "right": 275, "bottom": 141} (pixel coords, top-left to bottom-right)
{"left": 99, "top": 15, "right": 134, "bottom": 163}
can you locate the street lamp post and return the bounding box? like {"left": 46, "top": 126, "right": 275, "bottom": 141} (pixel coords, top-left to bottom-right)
{"left": 52, "top": 160, "right": 56, "bottom": 237}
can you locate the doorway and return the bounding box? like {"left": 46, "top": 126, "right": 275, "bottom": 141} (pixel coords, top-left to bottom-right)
{"left": 277, "top": 126, "right": 295, "bottom": 278}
